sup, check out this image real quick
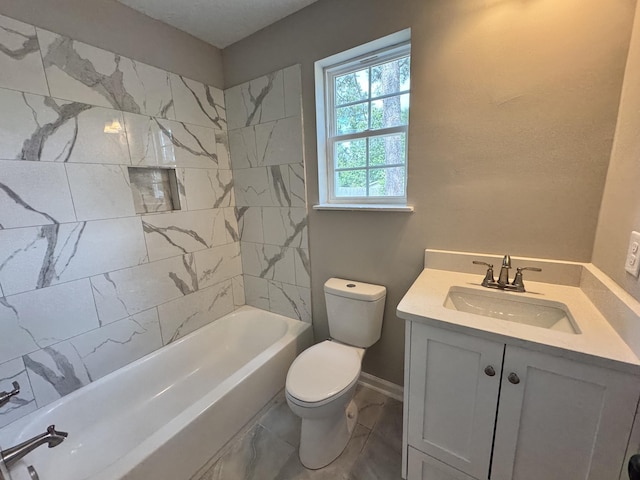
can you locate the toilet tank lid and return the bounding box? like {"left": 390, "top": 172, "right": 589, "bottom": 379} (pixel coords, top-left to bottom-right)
{"left": 324, "top": 278, "right": 386, "bottom": 301}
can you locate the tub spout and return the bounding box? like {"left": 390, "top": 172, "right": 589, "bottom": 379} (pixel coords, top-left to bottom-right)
{"left": 1, "top": 425, "right": 68, "bottom": 469}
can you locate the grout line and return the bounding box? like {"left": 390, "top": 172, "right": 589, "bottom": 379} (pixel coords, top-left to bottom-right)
{"left": 0, "top": 152, "right": 233, "bottom": 171}
{"left": 0, "top": 86, "right": 228, "bottom": 134}
{"left": 0, "top": 191, "right": 243, "bottom": 232}
{"left": 62, "top": 163, "right": 80, "bottom": 222}
{"left": 14, "top": 302, "right": 165, "bottom": 417}
{"left": 241, "top": 273, "right": 309, "bottom": 291}
{"left": 156, "top": 304, "right": 169, "bottom": 346}
{"left": 22, "top": 355, "right": 43, "bottom": 410}
{"left": 33, "top": 27, "right": 52, "bottom": 98}
{"left": 1, "top": 229, "right": 239, "bottom": 296}
{"left": 0, "top": 18, "right": 227, "bottom": 128}
{"left": 1, "top": 301, "right": 164, "bottom": 392}
{"left": 88, "top": 276, "right": 103, "bottom": 328}
{"left": 2, "top": 272, "right": 231, "bottom": 374}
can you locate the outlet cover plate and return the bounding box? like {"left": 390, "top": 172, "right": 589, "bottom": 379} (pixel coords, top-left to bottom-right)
{"left": 625, "top": 231, "right": 640, "bottom": 277}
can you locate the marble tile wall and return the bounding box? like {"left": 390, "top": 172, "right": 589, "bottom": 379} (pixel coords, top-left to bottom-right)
{"left": 226, "top": 65, "right": 311, "bottom": 323}
{"left": 0, "top": 13, "right": 241, "bottom": 428}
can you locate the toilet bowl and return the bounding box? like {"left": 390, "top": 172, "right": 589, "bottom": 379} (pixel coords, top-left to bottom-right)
{"left": 285, "top": 340, "right": 364, "bottom": 469}
{"left": 285, "top": 278, "right": 386, "bottom": 469}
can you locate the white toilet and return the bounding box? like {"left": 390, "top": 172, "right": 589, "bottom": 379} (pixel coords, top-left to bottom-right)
{"left": 285, "top": 277, "right": 386, "bottom": 469}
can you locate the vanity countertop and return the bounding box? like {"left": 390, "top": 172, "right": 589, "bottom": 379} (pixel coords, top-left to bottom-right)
{"left": 397, "top": 267, "right": 640, "bottom": 375}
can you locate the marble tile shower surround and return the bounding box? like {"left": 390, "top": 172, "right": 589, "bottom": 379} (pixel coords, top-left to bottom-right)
{"left": 226, "top": 65, "right": 311, "bottom": 323}
{"left": 0, "top": 13, "right": 248, "bottom": 429}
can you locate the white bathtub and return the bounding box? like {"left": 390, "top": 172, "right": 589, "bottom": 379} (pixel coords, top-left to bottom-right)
{"left": 0, "top": 306, "right": 312, "bottom": 480}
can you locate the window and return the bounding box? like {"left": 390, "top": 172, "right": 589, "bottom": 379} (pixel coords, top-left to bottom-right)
{"left": 315, "top": 30, "right": 412, "bottom": 210}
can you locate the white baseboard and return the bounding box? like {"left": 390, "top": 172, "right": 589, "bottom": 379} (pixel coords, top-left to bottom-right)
{"left": 358, "top": 372, "right": 404, "bottom": 402}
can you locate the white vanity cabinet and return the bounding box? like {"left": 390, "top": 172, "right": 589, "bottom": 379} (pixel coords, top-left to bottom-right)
{"left": 405, "top": 321, "right": 640, "bottom": 480}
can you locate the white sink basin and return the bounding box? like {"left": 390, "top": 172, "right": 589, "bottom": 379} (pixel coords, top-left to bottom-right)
{"left": 444, "top": 286, "right": 581, "bottom": 334}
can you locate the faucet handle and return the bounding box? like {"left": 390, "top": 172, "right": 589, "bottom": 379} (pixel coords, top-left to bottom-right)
{"left": 0, "top": 381, "right": 20, "bottom": 407}
{"left": 517, "top": 266, "right": 542, "bottom": 273}
{"left": 512, "top": 266, "right": 542, "bottom": 292}
{"left": 46, "top": 425, "right": 68, "bottom": 438}
{"left": 472, "top": 261, "right": 493, "bottom": 268}
{"left": 473, "top": 261, "right": 495, "bottom": 287}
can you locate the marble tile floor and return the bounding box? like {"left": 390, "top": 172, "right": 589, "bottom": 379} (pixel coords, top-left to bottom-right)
{"left": 192, "top": 385, "right": 404, "bottom": 480}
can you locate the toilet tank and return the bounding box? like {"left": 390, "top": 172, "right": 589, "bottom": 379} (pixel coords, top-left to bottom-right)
{"left": 324, "top": 278, "right": 386, "bottom": 348}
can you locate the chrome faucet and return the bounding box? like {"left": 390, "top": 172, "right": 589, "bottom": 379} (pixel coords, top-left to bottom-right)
{"left": 1, "top": 425, "right": 68, "bottom": 469}
{"left": 473, "top": 254, "right": 541, "bottom": 292}
{"left": 0, "top": 382, "right": 20, "bottom": 408}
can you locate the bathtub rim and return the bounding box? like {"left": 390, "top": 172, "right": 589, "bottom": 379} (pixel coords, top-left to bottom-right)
{"left": 93, "top": 307, "right": 311, "bottom": 480}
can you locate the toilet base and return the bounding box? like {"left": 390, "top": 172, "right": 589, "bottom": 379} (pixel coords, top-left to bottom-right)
{"left": 299, "top": 399, "right": 359, "bottom": 469}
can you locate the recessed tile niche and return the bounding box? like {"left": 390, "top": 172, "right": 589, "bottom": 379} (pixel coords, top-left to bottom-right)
{"left": 128, "top": 167, "right": 181, "bottom": 214}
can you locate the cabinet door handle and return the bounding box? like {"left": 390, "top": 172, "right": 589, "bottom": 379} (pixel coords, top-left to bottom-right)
{"left": 508, "top": 372, "right": 520, "bottom": 384}
{"left": 484, "top": 365, "right": 496, "bottom": 376}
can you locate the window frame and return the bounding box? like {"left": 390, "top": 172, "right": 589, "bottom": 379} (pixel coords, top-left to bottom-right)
{"left": 314, "top": 29, "right": 412, "bottom": 210}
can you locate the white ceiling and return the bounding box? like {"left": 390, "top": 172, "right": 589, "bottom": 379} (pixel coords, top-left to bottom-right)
{"left": 117, "top": 0, "right": 320, "bottom": 49}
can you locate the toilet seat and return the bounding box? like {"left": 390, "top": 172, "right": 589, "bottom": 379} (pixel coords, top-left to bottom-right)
{"left": 286, "top": 340, "right": 362, "bottom": 406}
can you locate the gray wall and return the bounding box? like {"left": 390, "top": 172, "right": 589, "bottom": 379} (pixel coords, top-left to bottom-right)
{"left": 593, "top": 5, "right": 640, "bottom": 303}
{"left": 0, "top": 0, "right": 223, "bottom": 87}
{"left": 223, "top": 0, "right": 637, "bottom": 384}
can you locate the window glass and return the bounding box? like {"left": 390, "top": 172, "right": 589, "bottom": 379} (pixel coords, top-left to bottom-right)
{"left": 369, "top": 133, "right": 406, "bottom": 167}
{"left": 315, "top": 32, "right": 411, "bottom": 207}
{"left": 336, "top": 170, "right": 367, "bottom": 197}
{"left": 371, "top": 57, "right": 411, "bottom": 97}
{"left": 336, "top": 103, "right": 368, "bottom": 135}
{"left": 335, "top": 139, "right": 367, "bottom": 169}
{"left": 335, "top": 70, "right": 369, "bottom": 105}
{"left": 327, "top": 48, "right": 411, "bottom": 202}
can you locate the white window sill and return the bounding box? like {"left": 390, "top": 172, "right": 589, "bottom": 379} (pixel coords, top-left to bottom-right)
{"left": 313, "top": 204, "right": 414, "bottom": 212}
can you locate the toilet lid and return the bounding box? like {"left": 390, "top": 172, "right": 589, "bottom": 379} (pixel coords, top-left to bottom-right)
{"left": 286, "top": 341, "right": 361, "bottom": 403}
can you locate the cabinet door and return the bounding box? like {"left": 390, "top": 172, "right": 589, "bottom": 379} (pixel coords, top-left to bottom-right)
{"left": 492, "top": 345, "right": 640, "bottom": 480}
{"left": 408, "top": 323, "right": 504, "bottom": 480}
{"left": 407, "top": 447, "right": 477, "bottom": 480}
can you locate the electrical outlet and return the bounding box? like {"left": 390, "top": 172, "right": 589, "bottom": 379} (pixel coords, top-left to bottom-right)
{"left": 625, "top": 231, "right": 640, "bottom": 277}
